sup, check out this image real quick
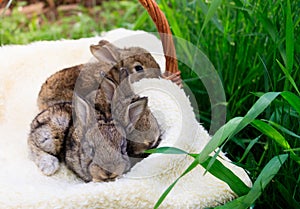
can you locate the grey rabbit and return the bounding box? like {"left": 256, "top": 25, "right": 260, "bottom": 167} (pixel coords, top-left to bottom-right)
{"left": 28, "top": 93, "right": 133, "bottom": 182}
{"left": 37, "top": 40, "right": 162, "bottom": 111}
{"left": 28, "top": 72, "right": 161, "bottom": 182}
{"left": 101, "top": 72, "right": 161, "bottom": 158}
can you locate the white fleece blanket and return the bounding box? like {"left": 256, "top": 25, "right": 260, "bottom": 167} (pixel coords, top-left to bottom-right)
{"left": 0, "top": 28, "right": 251, "bottom": 208}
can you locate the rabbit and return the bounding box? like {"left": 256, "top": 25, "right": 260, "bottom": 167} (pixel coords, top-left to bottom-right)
{"left": 37, "top": 40, "right": 162, "bottom": 111}
{"left": 99, "top": 72, "right": 162, "bottom": 158}
{"left": 28, "top": 94, "right": 131, "bottom": 182}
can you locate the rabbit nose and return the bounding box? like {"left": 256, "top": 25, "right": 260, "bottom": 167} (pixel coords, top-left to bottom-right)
{"left": 103, "top": 170, "right": 118, "bottom": 180}
{"left": 92, "top": 169, "right": 118, "bottom": 182}
{"left": 90, "top": 164, "right": 120, "bottom": 182}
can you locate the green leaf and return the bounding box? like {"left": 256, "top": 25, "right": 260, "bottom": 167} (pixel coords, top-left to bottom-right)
{"left": 238, "top": 136, "right": 261, "bottom": 163}
{"left": 200, "top": 0, "right": 222, "bottom": 33}
{"left": 196, "top": 92, "right": 279, "bottom": 165}
{"left": 257, "top": 12, "right": 278, "bottom": 42}
{"left": 160, "top": 0, "right": 183, "bottom": 37}
{"left": 147, "top": 147, "right": 250, "bottom": 197}
{"left": 281, "top": 91, "right": 300, "bottom": 114}
{"left": 216, "top": 154, "right": 288, "bottom": 209}
{"left": 251, "top": 120, "right": 300, "bottom": 165}
{"left": 201, "top": 157, "right": 250, "bottom": 196}
{"left": 277, "top": 61, "right": 300, "bottom": 95}
{"left": 285, "top": 0, "right": 294, "bottom": 73}
{"left": 251, "top": 120, "right": 291, "bottom": 150}
{"left": 132, "top": 10, "right": 149, "bottom": 30}
{"left": 233, "top": 92, "right": 281, "bottom": 135}
{"left": 196, "top": 117, "right": 243, "bottom": 163}
{"left": 145, "top": 146, "right": 189, "bottom": 155}
{"left": 262, "top": 119, "right": 300, "bottom": 139}
{"left": 276, "top": 181, "right": 300, "bottom": 209}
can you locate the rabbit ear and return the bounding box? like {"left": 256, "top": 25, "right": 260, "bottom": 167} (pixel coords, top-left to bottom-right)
{"left": 90, "top": 40, "right": 120, "bottom": 64}
{"left": 73, "top": 94, "right": 93, "bottom": 125}
{"left": 101, "top": 77, "right": 117, "bottom": 102}
{"left": 127, "top": 97, "right": 148, "bottom": 126}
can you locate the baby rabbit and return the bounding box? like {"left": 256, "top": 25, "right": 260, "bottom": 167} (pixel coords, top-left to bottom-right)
{"left": 28, "top": 94, "right": 131, "bottom": 182}
{"left": 37, "top": 40, "right": 161, "bottom": 111}
{"left": 102, "top": 72, "right": 162, "bottom": 158}
{"left": 82, "top": 72, "right": 161, "bottom": 158}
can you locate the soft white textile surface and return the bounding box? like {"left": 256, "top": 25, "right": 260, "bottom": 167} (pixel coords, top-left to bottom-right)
{"left": 0, "top": 28, "right": 251, "bottom": 208}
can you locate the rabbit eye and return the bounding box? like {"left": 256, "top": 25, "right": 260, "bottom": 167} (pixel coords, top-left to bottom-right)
{"left": 134, "top": 65, "right": 144, "bottom": 72}
{"left": 120, "top": 138, "right": 127, "bottom": 155}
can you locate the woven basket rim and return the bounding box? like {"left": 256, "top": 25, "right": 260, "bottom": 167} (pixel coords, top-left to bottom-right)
{"left": 138, "top": 0, "right": 179, "bottom": 74}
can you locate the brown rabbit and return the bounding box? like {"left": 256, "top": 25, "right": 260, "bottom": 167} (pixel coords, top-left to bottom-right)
{"left": 28, "top": 94, "right": 131, "bottom": 182}
{"left": 37, "top": 40, "right": 161, "bottom": 111}
{"left": 101, "top": 72, "right": 161, "bottom": 158}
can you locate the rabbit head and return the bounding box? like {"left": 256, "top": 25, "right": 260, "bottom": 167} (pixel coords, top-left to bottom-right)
{"left": 90, "top": 40, "right": 161, "bottom": 84}
{"left": 120, "top": 97, "right": 161, "bottom": 157}
{"left": 67, "top": 94, "right": 130, "bottom": 182}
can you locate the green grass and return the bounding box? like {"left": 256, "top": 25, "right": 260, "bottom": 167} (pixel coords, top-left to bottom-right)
{"left": 1, "top": 0, "right": 299, "bottom": 208}
{"left": 0, "top": 1, "right": 148, "bottom": 44}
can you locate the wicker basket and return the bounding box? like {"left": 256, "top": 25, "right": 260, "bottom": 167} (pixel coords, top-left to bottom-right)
{"left": 138, "top": 0, "right": 180, "bottom": 77}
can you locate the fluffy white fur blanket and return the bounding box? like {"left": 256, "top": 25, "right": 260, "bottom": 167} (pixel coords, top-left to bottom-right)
{"left": 0, "top": 29, "right": 251, "bottom": 208}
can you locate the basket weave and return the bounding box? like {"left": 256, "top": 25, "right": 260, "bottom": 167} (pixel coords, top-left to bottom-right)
{"left": 138, "top": 0, "right": 179, "bottom": 76}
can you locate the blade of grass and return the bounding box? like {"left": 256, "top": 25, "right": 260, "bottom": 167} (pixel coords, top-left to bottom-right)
{"left": 148, "top": 91, "right": 284, "bottom": 208}
{"left": 251, "top": 119, "right": 300, "bottom": 164}
{"left": 215, "top": 154, "right": 289, "bottom": 209}
{"left": 196, "top": 117, "right": 243, "bottom": 163}
{"left": 276, "top": 181, "right": 300, "bottom": 209}
{"left": 132, "top": 10, "right": 149, "bottom": 30}
{"left": 197, "top": 92, "right": 280, "bottom": 164}
{"left": 203, "top": 146, "right": 223, "bottom": 175}
{"left": 257, "top": 12, "right": 278, "bottom": 42}
{"left": 238, "top": 136, "right": 261, "bottom": 163}
{"left": 232, "top": 92, "right": 281, "bottom": 135}
{"left": 199, "top": 92, "right": 280, "bottom": 160}
{"left": 160, "top": 0, "right": 183, "bottom": 38}
{"left": 197, "top": 1, "right": 233, "bottom": 44}
{"left": 262, "top": 119, "right": 300, "bottom": 139}
{"left": 201, "top": 156, "right": 250, "bottom": 196}
{"left": 147, "top": 146, "right": 250, "bottom": 203}
{"left": 277, "top": 61, "right": 300, "bottom": 95}
{"left": 281, "top": 91, "right": 300, "bottom": 113}
{"left": 200, "top": 0, "right": 222, "bottom": 34}
{"left": 285, "top": 0, "right": 294, "bottom": 73}
{"left": 145, "top": 146, "right": 189, "bottom": 155}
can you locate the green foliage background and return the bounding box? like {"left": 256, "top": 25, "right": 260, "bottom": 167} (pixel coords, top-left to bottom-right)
{"left": 1, "top": 0, "right": 299, "bottom": 208}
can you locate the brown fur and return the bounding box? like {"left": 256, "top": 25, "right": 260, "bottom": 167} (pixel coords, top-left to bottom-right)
{"left": 108, "top": 74, "right": 161, "bottom": 158}
{"left": 28, "top": 96, "right": 130, "bottom": 182}
{"left": 37, "top": 40, "right": 161, "bottom": 111}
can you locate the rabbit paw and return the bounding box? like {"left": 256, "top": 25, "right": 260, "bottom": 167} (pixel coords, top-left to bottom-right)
{"left": 38, "top": 155, "right": 59, "bottom": 176}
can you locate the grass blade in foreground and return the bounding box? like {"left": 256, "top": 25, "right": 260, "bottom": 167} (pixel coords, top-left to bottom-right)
{"left": 215, "top": 154, "right": 288, "bottom": 209}
{"left": 197, "top": 92, "right": 280, "bottom": 164}
{"left": 151, "top": 92, "right": 281, "bottom": 208}
{"left": 263, "top": 120, "right": 300, "bottom": 139}
{"left": 251, "top": 119, "right": 300, "bottom": 164}
{"left": 281, "top": 91, "right": 300, "bottom": 113}
{"left": 146, "top": 147, "right": 250, "bottom": 196}
{"left": 201, "top": 156, "right": 250, "bottom": 196}
{"left": 145, "top": 147, "right": 189, "bottom": 155}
